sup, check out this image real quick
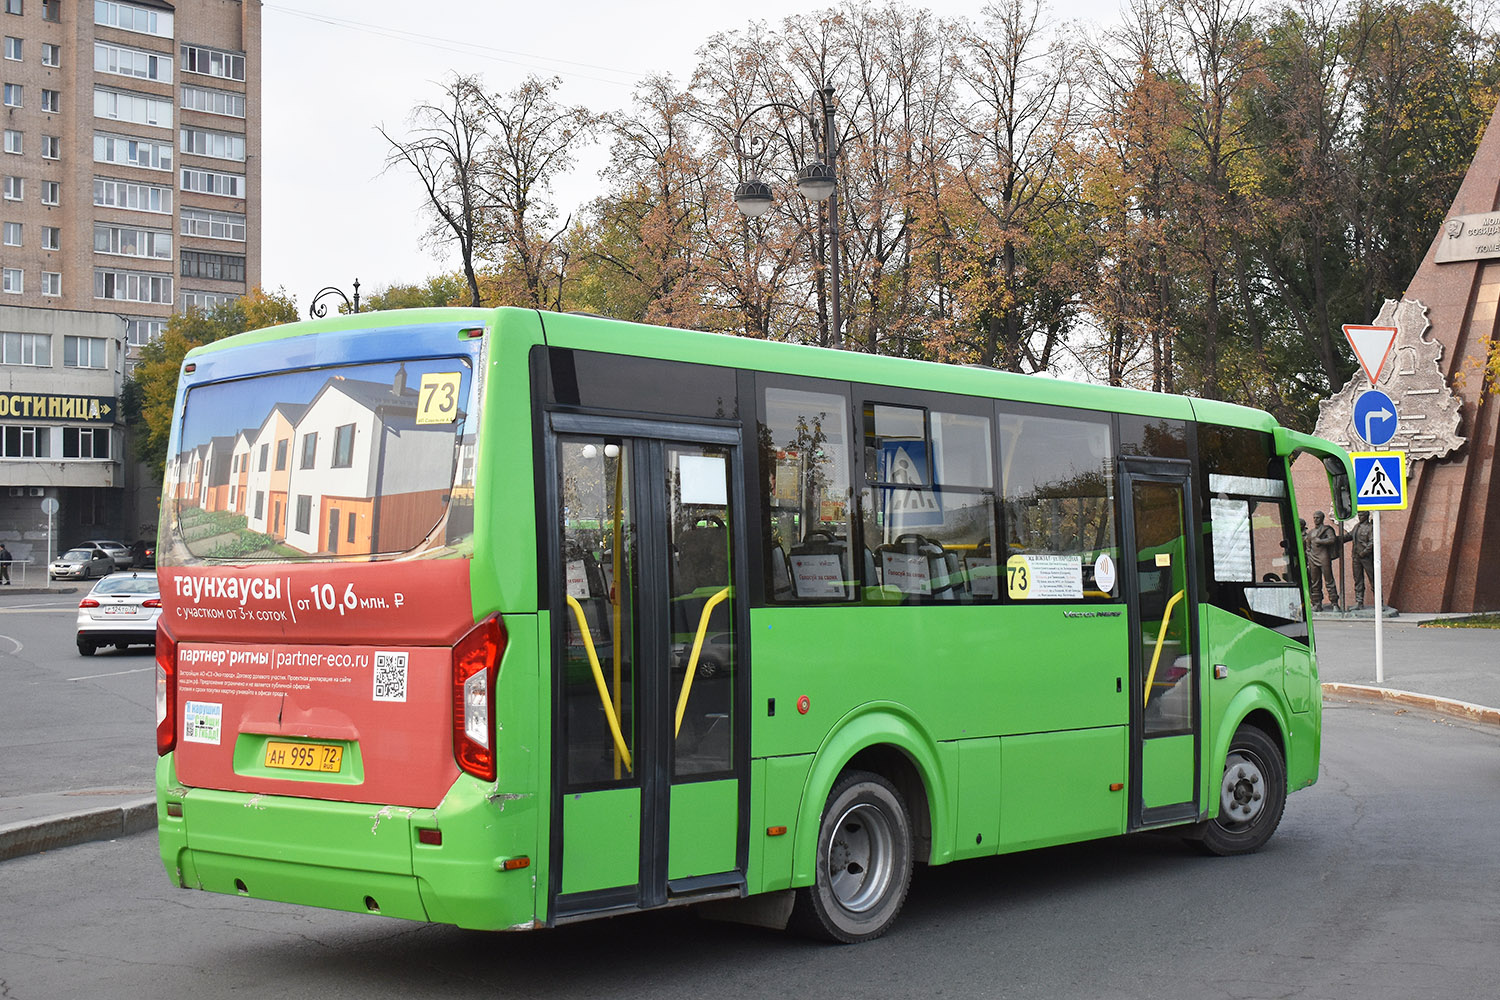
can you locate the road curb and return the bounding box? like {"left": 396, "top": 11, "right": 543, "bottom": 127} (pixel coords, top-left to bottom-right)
{"left": 1322, "top": 682, "right": 1500, "bottom": 727}
{"left": 0, "top": 797, "right": 155, "bottom": 862}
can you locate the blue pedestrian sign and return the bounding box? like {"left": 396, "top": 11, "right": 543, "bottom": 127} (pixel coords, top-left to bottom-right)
{"left": 1350, "top": 451, "right": 1407, "bottom": 511}
{"left": 1352, "top": 389, "right": 1398, "bottom": 447}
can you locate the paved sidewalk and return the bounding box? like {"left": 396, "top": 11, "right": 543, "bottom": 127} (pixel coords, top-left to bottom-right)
{"left": 2, "top": 613, "right": 1496, "bottom": 864}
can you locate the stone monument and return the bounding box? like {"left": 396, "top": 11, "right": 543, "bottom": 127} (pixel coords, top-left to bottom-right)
{"left": 1311, "top": 101, "right": 1500, "bottom": 612}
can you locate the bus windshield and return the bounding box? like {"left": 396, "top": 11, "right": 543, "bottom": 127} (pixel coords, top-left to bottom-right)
{"left": 162, "top": 357, "right": 475, "bottom": 565}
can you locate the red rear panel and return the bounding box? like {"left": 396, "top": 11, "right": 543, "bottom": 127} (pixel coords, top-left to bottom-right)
{"left": 162, "top": 561, "right": 475, "bottom": 808}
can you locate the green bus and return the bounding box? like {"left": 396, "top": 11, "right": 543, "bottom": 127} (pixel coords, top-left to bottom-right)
{"left": 154, "top": 307, "right": 1352, "bottom": 943}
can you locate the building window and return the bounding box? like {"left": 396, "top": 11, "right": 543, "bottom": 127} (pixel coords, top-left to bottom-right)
{"left": 180, "top": 44, "right": 245, "bottom": 82}
{"left": 1, "top": 222, "right": 17, "bottom": 246}
{"left": 295, "top": 495, "right": 312, "bottom": 534}
{"left": 95, "top": 2, "right": 174, "bottom": 38}
{"left": 95, "top": 41, "right": 172, "bottom": 83}
{"left": 2, "top": 426, "right": 52, "bottom": 459}
{"left": 253, "top": 490, "right": 264, "bottom": 519}
{"left": 41, "top": 135, "right": 59, "bottom": 159}
{"left": 179, "top": 127, "right": 245, "bottom": 162}
{"left": 0, "top": 332, "right": 47, "bottom": 365}
{"left": 3, "top": 1, "right": 20, "bottom": 16}
{"left": 64, "top": 336, "right": 109, "bottom": 369}
{"left": 180, "top": 250, "right": 245, "bottom": 281}
{"left": 274, "top": 438, "right": 288, "bottom": 471}
{"left": 41, "top": 42, "right": 58, "bottom": 67}
{"left": 94, "top": 132, "right": 172, "bottom": 172}
{"left": 2, "top": 84, "right": 18, "bottom": 107}
{"left": 94, "top": 87, "right": 173, "bottom": 129}
{"left": 42, "top": 226, "right": 58, "bottom": 250}
{"left": 41, "top": 271, "right": 60, "bottom": 296}
{"left": 179, "top": 207, "right": 245, "bottom": 242}
{"left": 40, "top": 89, "right": 59, "bottom": 113}
{"left": 63, "top": 427, "right": 111, "bottom": 459}
{"left": 124, "top": 317, "right": 163, "bottom": 346}
{"left": 181, "top": 289, "right": 236, "bottom": 310}
{"left": 95, "top": 222, "right": 172, "bottom": 259}
{"left": 2, "top": 267, "right": 20, "bottom": 294}
{"left": 333, "top": 423, "right": 355, "bottom": 468}
{"left": 95, "top": 176, "right": 172, "bottom": 214}
{"left": 3, "top": 36, "right": 17, "bottom": 60}
{"left": 180, "top": 166, "right": 245, "bottom": 198}
{"left": 94, "top": 267, "right": 173, "bottom": 304}
{"left": 2, "top": 129, "right": 18, "bottom": 154}
{"left": 40, "top": 180, "right": 58, "bottom": 205}
{"left": 258, "top": 442, "right": 268, "bottom": 472}
{"left": 2, "top": 175, "right": 19, "bottom": 200}
{"left": 180, "top": 84, "right": 244, "bottom": 118}
{"left": 300, "top": 431, "right": 317, "bottom": 469}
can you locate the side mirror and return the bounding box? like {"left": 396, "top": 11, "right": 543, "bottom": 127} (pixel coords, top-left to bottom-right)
{"left": 1323, "top": 456, "right": 1354, "bottom": 520}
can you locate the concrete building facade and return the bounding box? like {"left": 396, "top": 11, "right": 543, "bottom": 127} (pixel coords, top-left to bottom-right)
{"left": 0, "top": 0, "right": 260, "bottom": 572}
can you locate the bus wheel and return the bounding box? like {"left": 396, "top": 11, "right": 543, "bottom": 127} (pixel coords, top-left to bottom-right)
{"left": 1196, "top": 725, "right": 1287, "bottom": 856}
{"left": 790, "top": 770, "right": 912, "bottom": 944}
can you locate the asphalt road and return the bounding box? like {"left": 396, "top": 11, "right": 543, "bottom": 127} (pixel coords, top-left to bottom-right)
{"left": 1, "top": 698, "right": 1495, "bottom": 1000}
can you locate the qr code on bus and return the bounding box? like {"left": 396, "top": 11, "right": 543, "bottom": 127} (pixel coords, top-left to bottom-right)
{"left": 372, "top": 651, "right": 409, "bottom": 703}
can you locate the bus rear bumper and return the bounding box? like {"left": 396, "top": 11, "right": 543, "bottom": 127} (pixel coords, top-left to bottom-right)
{"left": 156, "top": 756, "right": 538, "bottom": 929}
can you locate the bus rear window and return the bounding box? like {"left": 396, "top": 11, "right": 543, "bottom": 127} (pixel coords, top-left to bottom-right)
{"left": 163, "top": 357, "right": 475, "bottom": 563}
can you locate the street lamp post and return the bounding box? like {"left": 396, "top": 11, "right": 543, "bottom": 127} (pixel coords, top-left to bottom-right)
{"left": 732, "top": 85, "right": 842, "bottom": 348}
{"left": 308, "top": 279, "right": 361, "bottom": 319}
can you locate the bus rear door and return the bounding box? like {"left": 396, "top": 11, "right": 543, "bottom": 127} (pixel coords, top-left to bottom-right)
{"left": 547, "top": 415, "right": 747, "bottom": 919}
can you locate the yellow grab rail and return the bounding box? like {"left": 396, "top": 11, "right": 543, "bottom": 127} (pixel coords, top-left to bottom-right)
{"left": 1143, "top": 589, "right": 1186, "bottom": 708}
{"left": 564, "top": 594, "right": 633, "bottom": 772}
{"left": 674, "top": 587, "right": 732, "bottom": 738}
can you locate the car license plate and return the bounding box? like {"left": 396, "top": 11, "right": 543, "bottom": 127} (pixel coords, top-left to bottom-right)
{"left": 102, "top": 606, "right": 137, "bottom": 616}
{"left": 264, "top": 741, "right": 343, "bottom": 773}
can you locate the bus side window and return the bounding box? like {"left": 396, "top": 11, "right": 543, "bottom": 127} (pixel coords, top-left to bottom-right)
{"left": 997, "top": 407, "right": 1117, "bottom": 602}
{"left": 759, "top": 384, "right": 855, "bottom": 603}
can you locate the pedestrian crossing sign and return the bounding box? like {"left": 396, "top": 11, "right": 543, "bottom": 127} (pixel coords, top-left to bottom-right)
{"left": 1350, "top": 451, "right": 1407, "bottom": 511}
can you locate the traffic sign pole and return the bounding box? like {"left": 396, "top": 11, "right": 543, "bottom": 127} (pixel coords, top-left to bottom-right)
{"left": 1374, "top": 510, "right": 1384, "bottom": 683}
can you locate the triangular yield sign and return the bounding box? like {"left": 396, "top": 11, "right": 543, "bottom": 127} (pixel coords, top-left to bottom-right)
{"left": 1343, "top": 325, "right": 1399, "bottom": 384}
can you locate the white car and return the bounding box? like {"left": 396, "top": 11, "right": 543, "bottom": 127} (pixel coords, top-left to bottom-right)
{"left": 76, "top": 571, "right": 161, "bottom": 655}
{"left": 80, "top": 539, "right": 133, "bottom": 569}
{"left": 50, "top": 546, "right": 116, "bottom": 580}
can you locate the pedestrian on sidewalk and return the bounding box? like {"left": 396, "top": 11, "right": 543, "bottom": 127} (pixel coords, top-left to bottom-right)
{"left": 0, "top": 542, "right": 11, "bottom": 585}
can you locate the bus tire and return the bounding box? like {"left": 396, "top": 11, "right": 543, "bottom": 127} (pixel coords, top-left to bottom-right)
{"left": 1195, "top": 724, "right": 1287, "bottom": 856}
{"left": 790, "top": 769, "right": 912, "bottom": 944}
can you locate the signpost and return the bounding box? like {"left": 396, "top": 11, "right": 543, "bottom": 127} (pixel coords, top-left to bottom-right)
{"left": 1351, "top": 451, "right": 1407, "bottom": 683}
{"left": 41, "top": 496, "right": 58, "bottom": 587}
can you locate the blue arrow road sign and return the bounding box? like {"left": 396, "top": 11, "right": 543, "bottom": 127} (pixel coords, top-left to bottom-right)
{"left": 1353, "top": 389, "right": 1397, "bottom": 447}
{"left": 1351, "top": 451, "right": 1407, "bottom": 511}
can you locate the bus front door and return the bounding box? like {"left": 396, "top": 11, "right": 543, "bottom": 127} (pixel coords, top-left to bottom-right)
{"left": 549, "top": 421, "right": 746, "bottom": 920}
{"left": 1120, "top": 459, "right": 1201, "bottom": 828}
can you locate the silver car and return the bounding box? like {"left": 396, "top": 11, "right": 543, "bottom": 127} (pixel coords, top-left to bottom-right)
{"left": 50, "top": 546, "right": 116, "bottom": 580}
{"left": 77, "top": 571, "right": 161, "bottom": 655}
{"left": 80, "top": 539, "right": 133, "bottom": 569}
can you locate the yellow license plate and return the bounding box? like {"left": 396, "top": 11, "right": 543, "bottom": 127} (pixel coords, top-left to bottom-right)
{"left": 264, "top": 741, "right": 343, "bottom": 773}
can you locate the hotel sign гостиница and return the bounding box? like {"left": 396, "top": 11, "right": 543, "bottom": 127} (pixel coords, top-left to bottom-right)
{"left": 0, "top": 393, "right": 118, "bottom": 423}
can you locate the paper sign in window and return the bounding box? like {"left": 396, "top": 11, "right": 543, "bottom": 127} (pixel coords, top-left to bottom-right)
{"left": 416, "top": 372, "right": 461, "bottom": 424}
{"left": 1209, "top": 497, "right": 1253, "bottom": 582}
{"left": 565, "top": 559, "right": 591, "bottom": 599}
{"left": 882, "top": 551, "right": 932, "bottom": 595}
{"left": 791, "top": 553, "right": 846, "bottom": 598}
{"left": 678, "top": 455, "right": 727, "bottom": 506}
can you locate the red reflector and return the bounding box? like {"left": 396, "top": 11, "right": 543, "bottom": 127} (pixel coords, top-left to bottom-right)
{"left": 502, "top": 857, "right": 530, "bottom": 871}
{"left": 166, "top": 801, "right": 183, "bottom": 817}
{"left": 79, "top": 598, "right": 100, "bottom": 608}
{"left": 460, "top": 327, "right": 485, "bottom": 339}
{"left": 1110, "top": 783, "right": 1125, "bottom": 792}
{"left": 767, "top": 826, "right": 787, "bottom": 837}
{"left": 417, "top": 828, "right": 442, "bottom": 846}
{"left": 183, "top": 362, "right": 196, "bottom": 373}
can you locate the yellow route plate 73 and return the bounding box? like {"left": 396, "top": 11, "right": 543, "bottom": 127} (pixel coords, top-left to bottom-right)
{"left": 417, "top": 371, "right": 461, "bottom": 424}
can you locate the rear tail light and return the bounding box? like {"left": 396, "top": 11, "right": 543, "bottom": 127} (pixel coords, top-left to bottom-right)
{"left": 156, "top": 622, "right": 177, "bottom": 755}
{"left": 143, "top": 598, "right": 162, "bottom": 608}
{"left": 79, "top": 598, "right": 100, "bottom": 608}
{"left": 452, "top": 615, "right": 506, "bottom": 782}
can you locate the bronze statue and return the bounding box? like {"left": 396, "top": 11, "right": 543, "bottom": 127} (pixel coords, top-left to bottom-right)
{"left": 1349, "top": 511, "right": 1376, "bottom": 609}
{"left": 1305, "top": 510, "right": 1343, "bottom": 611}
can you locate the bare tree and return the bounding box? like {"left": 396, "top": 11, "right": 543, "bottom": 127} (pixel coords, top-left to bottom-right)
{"left": 379, "top": 74, "right": 491, "bottom": 307}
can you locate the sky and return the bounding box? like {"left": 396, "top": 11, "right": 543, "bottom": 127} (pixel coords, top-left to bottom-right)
{"left": 259, "top": 1, "right": 1125, "bottom": 311}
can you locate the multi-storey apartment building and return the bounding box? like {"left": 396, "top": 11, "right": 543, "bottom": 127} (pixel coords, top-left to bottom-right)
{"left": 0, "top": 0, "right": 260, "bottom": 575}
